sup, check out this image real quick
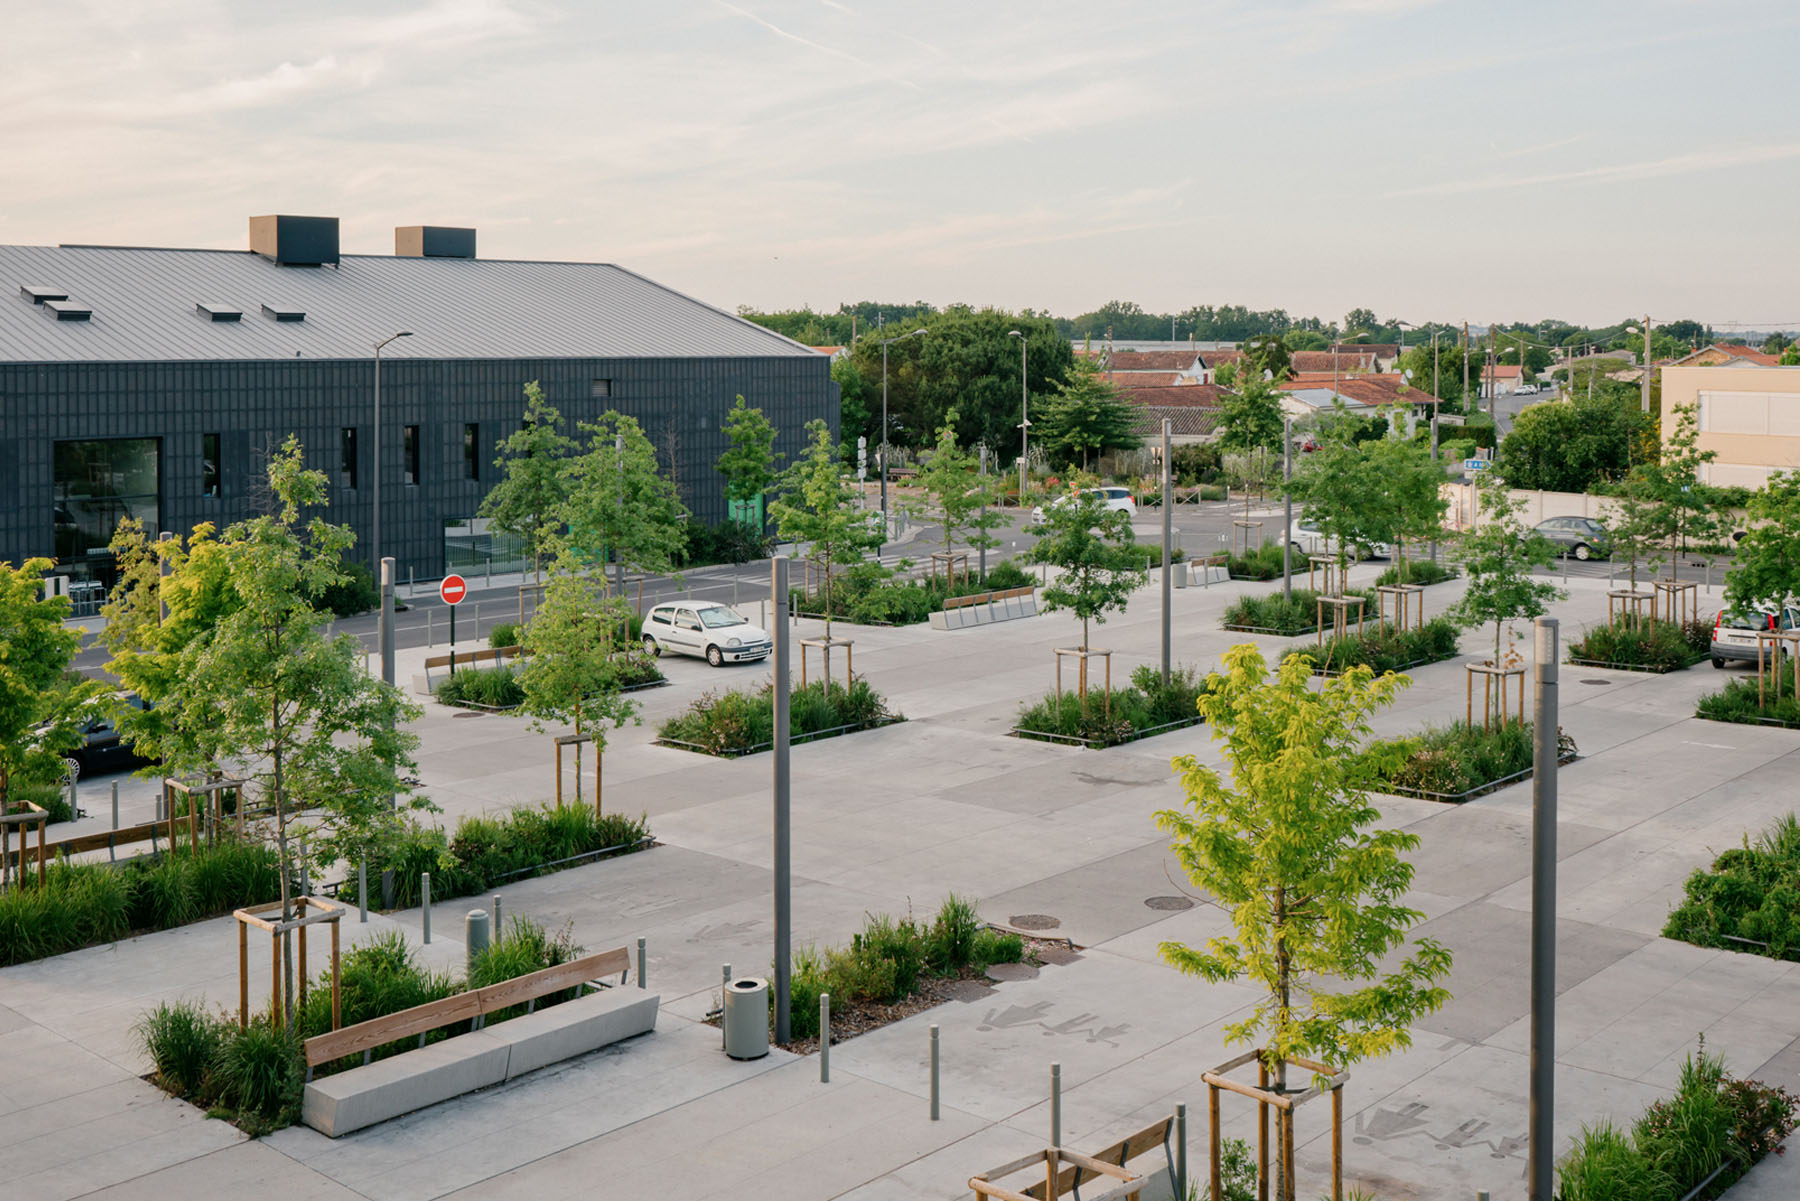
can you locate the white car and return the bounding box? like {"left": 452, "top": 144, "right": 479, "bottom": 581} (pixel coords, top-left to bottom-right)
{"left": 1034, "top": 486, "right": 1137, "bottom": 521}
{"left": 1515, "top": 383, "right": 1539, "bottom": 395}
{"left": 641, "top": 602, "right": 771, "bottom": 667}
{"left": 1286, "top": 517, "right": 1392, "bottom": 560}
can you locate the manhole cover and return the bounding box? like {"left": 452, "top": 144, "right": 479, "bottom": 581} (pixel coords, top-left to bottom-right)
{"left": 1580, "top": 679, "right": 1613, "bottom": 686}
{"left": 1145, "top": 895, "right": 1196, "bottom": 911}
{"left": 985, "top": 962, "right": 1039, "bottom": 983}
{"left": 452, "top": 710, "right": 485, "bottom": 718}
{"left": 1008, "top": 914, "right": 1060, "bottom": 931}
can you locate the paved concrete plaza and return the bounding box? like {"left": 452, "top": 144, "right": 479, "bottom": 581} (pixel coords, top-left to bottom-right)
{"left": 5, "top": 559, "right": 1799, "bottom": 1200}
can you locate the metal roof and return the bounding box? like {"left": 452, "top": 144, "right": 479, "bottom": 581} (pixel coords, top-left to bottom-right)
{"left": 0, "top": 243, "right": 815, "bottom": 364}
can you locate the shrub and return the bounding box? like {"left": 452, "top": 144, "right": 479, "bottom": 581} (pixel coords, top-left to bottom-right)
{"left": 1224, "top": 543, "right": 1289, "bottom": 581}
{"left": 1222, "top": 588, "right": 1375, "bottom": 635}
{"left": 435, "top": 664, "right": 526, "bottom": 709}
{"left": 1015, "top": 664, "right": 1212, "bottom": 746}
{"left": 488, "top": 622, "right": 520, "bottom": 649}
{"left": 678, "top": 520, "right": 772, "bottom": 567}
{"left": 659, "top": 678, "right": 898, "bottom": 756}
{"left": 1170, "top": 443, "right": 1222, "bottom": 486}
{"left": 309, "top": 558, "right": 380, "bottom": 618}
{"left": 9, "top": 778, "right": 73, "bottom": 823}
{"left": 1665, "top": 814, "right": 1800, "bottom": 960}
{"left": 209, "top": 1018, "right": 304, "bottom": 1129}
{"left": 1696, "top": 677, "right": 1800, "bottom": 729}
{"left": 1569, "top": 620, "right": 1702, "bottom": 672}
{"left": 793, "top": 561, "right": 1038, "bottom": 625}
{"left": 1119, "top": 542, "right": 1187, "bottom": 571}
{"left": 1372, "top": 559, "right": 1457, "bottom": 588}
{"left": 467, "top": 917, "right": 583, "bottom": 1015}
{"left": 927, "top": 894, "right": 979, "bottom": 971}
{"left": 1282, "top": 617, "right": 1461, "bottom": 676}
{"left": 971, "top": 928, "right": 1023, "bottom": 969}
{"left": 136, "top": 1000, "right": 223, "bottom": 1098}
{"left": 1557, "top": 1121, "right": 1676, "bottom": 1201}
{"left": 1371, "top": 721, "right": 1578, "bottom": 799}
{"left": 1635, "top": 1049, "right": 1734, "bottom": 1193}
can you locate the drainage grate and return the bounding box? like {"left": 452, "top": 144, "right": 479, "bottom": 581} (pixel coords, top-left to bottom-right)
{"left": 1145, "top": 895, "right": 1196, "bottom": 911}
{"left": 1008, "top": 913, "right": 1061, "bottom": 931}
{"left": 1579, "top": 679, "right": 1613, "bottom": 686}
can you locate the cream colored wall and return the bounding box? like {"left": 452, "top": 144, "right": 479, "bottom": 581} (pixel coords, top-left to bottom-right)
{"left": 1661, "top": 365, "right": 1800, "bottom": 485}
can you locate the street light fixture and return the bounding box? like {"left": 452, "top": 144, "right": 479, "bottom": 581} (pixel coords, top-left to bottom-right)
{"left": 1008, "top": 330, "right": 1030, "bottom": 498}
{"left": 372, "top": 331, "right": 413, "bottom": 572}
{"left": 877, "top": 325, "right": 928, "bottom": 541}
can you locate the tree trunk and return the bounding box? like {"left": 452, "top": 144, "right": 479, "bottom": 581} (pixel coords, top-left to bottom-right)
{"left": 1274, "top": 884, "right": 1292, "bottom": 1201}
{"left": 272, "top": 685, "right": 295, "bottom": 1031}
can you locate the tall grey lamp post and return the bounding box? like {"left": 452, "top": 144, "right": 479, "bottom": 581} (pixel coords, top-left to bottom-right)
{"left": 372, "top": 331, "right": 413, "bottom": 571}
{"left": 878, "top": 326, "right": 928, "bottom": 541}
{"left": 1008, "top": 330, "right": 1029, "bottom": 498}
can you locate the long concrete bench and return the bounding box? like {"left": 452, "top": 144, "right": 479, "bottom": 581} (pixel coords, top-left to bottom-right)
{"left": 414, "top": 643, "right": 528, "bottom": 695}
{"left": 300, "top": 945, "right": 657, "bottom": 1137}
{"left": 929, "top": 585, "right": 1039, "bottom": 630}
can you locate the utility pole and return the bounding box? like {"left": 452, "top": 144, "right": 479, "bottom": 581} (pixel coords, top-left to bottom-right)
{"left": 1641, "top": 314, "right": 1654, "bottom": 416}
{"left": 1462, "top": 321, "right": 1470, "bottom": 416}
{"left": 1528, "top": 617, "right": 1560, "bottom": 1201}
{"left": 771, "top": 556, "right": 791, "bottom": 1044}
{"left": 1282, "top": 415, "right": 1293, "bottom": 602}
{"left": 1160, "top": 418, "right": 1172, "bottom": 687}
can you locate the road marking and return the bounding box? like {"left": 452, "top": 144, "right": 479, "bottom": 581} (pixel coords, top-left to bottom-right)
{"left": 1680, "top": 740, "right": 1737, "bottom": 750}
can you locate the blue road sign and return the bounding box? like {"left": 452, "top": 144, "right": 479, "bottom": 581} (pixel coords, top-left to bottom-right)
{"left": 1463, "top": 458, "right": 1490, "bottom": 471}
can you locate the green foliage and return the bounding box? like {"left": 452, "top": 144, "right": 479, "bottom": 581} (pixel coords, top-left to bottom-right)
{"left": 1371, "top": 721, "right": 1576, "bottom": 799}
{"left": 518, "top": 568, "right": 643, "bottom": 747}
{"left": 558, "top": 410, "right": 690, "bottom": 581}
{"left": 1665, "top": 814, "right": 1800, "bottom": 959}
{"left": 1450, "top": 482, "right": 1564, "bottom": 665}
{"left": 1156, "top": 645, "right": 1450, "bottom": 1077}
{"left": 479, "top": 382, "right": 576, "bottom": 583}
{"left": 772, "top": 420, "right": 886, "bottom": 643}
{"left": 1557, "top": 1121, "right": 1676, "bottom": 1201}
{"left": 1222, "top": 588, "right": 1376, "bottom": 636}
{"left": 136, "top": 1000, "right": 225, "bottom": 1098}
{"left": 488, "top": 622, "right": 520, "bottom": 649}
{"left": 1498, "top": 394, "right": 1649, "bottom": 492}
{"left": 1372, "top": 559, "right": 1456, "bottom": 588}
{"left": 1217, "top": 373, "right": 1285, "bottom": 452}
{"left": 1568, "top": 620, "right": 1702, "bottom": 672}
{"left": 1282, "top": 617, "right": 1461, "bottom": 677}
{"left": 1225, "top": 543, "right": 1291, "bottom": 581}
{"left": 677, "top": 520, "right": 772, "bottom": 567}
{"left": 785, "top": 896, "right": 1022, "bottom": 1041}
{"left": 1242, "top": 333, "right": 1293, "bottom": 381}
{"left": 308, "top": 558, "right": 379, "bottom": 618}
{"left": 658, "top": 678, "right": 897, "bottom": 757}
{"left": 1726, "top": 471, "right": 1800, "bottom": 619}
{"left": 915, "top": 415, "right": 1006, "bottom": 565}
{"left": 718, "top": 395, "right": 782, "bottom": 509}
{"left": 793, "top": 562, "right": 1033, "bottom": 626}
{"left": 1034, "top": 358, "right": 1142, "bottom": 470}
{"left": 210, "top": 1017, "right": 304, "bottom": 1128}
{"left": 468, "top": 917, "right": 582, "bottom": 999}
{"left": 1028, "top": 490, "right": 1148, "bottom": 649}
{"left": 1289, "top": 419, "right": 1394, "bottom": 574}
{"left": 1170, "top": 443, "right": 1224, "bottom": 486}
{"left": 0, "top": 841, "right": 282, "bottom": 967}
{"left": 1696, "top": 678, "right": 1800, "bottom": 729}
{"left": 360, "top": 805, "right": 652, "bottom": 908}
{"left": 1637, "top": 404, "right": 1722, "bottom": 564}
{"left": 434, "top": 665, "right": 527, "bottom": 709}
{"left": 1015, "top": 664, "right": 1214, "bottom": 746}
{"left": 0, "top": 558, "right": 92, "bottom": 812}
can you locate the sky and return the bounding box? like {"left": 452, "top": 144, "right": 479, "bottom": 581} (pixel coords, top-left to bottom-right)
{"left": 5, "top": 0, "right": 1800, "bottom": 331}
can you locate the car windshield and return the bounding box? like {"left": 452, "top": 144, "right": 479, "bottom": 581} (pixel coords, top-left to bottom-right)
{"left": 698, "top": 606, "right": 746, "bottom": 629}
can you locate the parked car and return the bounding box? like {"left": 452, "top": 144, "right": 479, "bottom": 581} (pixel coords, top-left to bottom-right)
{"left": 641, "top": 602, "right": 771, "bottom": 667}
{"left": 1515, "top": 383, "right": 1539, "bottom": 395}
{"left": 1033, "top": 487, "right": 1137, "bottom": 521}
{"left": 36, "top": 692, "right": 155, "bottom": 780}
{"left": 1710, "top": 606, "right": 1800, "bottom": 669}
{"left": 1285, "top": 516, "right": 1391, "bottom": 560}
{"left": 1532, "top": 516, "right": 1610, "bottom": 561}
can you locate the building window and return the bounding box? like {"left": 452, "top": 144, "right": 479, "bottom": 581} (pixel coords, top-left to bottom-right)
{"left": 340, "top": 428, "right": 358, "bottom": 488}
{"left": 53, "top": 438, "right": 161, "bottom": 570}
{"left": 202, "top": 433, "right": 221, "bottom": 498}
{"left": 591, "top": 379, "right": 612, "bottom": 398}
{"left": 464, "top": 423, "right": 480, "bottom": 480}
{"left": 404, "top": 425, "right": 420, "bottom": 486}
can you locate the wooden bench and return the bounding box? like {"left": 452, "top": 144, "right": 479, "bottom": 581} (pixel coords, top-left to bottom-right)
{"left": 300, "top": 945, "right": 659, "bottom": 1137}
{"left": 971, "top": 1116, "right": 1176, "bottom": 1201}
{"left": 929, "top": 585, "right": 1040, "bottom": 631}
{"left": 418, "top": 643, "right": 527, "bottom": 692}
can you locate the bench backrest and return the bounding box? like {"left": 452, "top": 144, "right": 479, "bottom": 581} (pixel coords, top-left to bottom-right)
{"left": 943, "top": 585, "right": 1036, "bottom": 612}
{"left": 303, "top": 945, "right": 631, "bottom": 1066}
{"left": 424, "top": 645, "right": 528, "bottom": 672}
{"left": 1019, "top": 1116, "right": 1173, "bottom": 1200}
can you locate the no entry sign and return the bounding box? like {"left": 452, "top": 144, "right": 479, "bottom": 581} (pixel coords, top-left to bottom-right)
{"left": 439, "top": 574, "right": 468, "bottom": 606}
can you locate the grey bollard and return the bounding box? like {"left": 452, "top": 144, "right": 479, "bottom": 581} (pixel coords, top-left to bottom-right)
{"left": 929, "top": 1025, "right": 940, "bottom": 1121}
{"left": 465, "top": 909, "right": 490, "bottom": 977}
{"left": 421, "top": 873, "right": 432, "bottom": 944}
{"left": 637, "top": 937, "right": 647, "bottom": 988}
{"left": 1177, "top": 1102, "right": 1188, "bottom": 1196}
{"left": 300, "top": 835, "right": 310, "bottom": 897}
{"left": 721, "top": 964, "right": 731, "bottom": 1049}
{"left": 820, "top": 993, "right": 830, "bottom": 1083}
{"left": 111, "top": 781, "right": 118, "bottom": 830}
{"left": 1477, "top": 1194, "right": 1490, "bottom": 1201}
{"left": 427, "top": 609, "right": 433, "bottom": 647}
{"left": 492, "top": 894, "right": 502, "bottom": 933}
{"left": 1051, "top": 1062, "right": 1062, "bottom": 1146}
{"left": 359, "top": 859, "right": 368, "bottom": 922}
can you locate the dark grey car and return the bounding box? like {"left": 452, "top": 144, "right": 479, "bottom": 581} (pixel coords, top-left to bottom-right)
{"left": 1532, "top": 516, "right": 1610, "bottom": 561}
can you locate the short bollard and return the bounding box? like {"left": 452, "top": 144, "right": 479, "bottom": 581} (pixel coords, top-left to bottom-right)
{"left": 300, "top": 835, "right": 310, "bottom": 896}
{"left": 465, "top": 909, "right": 490, "bottom": 978}
{"left": 421, "top": 873, "right": 432, "bottom": 944}
{"left": 1176, "top": 1101, "right": 1188, "bottom": 1196}
{"left": 1477, "top": 1193, "right": 1490, "bottom": 1201}
{"left": 929, "top": 1025, "right": 940, "bottom": 1121}
{"left": 637, "top": 936, "right": 647, "bottom": 988}
{"left": 1051, "top": 1062, "right": 1062, "bottom": 1146}
{"left": 111, "top": 781, "right": 119, "bottom": 830}
{"left": 492, "top": 894, "right": 502, "bottom": 932}
{"left": 358, "top": 858, "right": 368, "bottom": 923}
{"left": 820, "top": 993, "right": 831, "bottom": 1083}
{"left": 721, "top": 964, "right": 731, "bottom": 1049}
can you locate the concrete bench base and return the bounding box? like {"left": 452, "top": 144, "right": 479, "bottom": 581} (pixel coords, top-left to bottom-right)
{"left": 302, "top": 988, "right": 659, "bottom": 1138}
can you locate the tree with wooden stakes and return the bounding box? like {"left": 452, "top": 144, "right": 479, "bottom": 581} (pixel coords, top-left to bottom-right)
{"left": 153, "top": 439, "right": 425, "bottom": 1028}
{"left": 517, "top": 558, "right": 641, "bottom": 812}
{"left": 1289, "top": 409, "right": 1389, "bottom": 589}
{"left": 1155, "top": 644, "right": 1451, "bottom": 1201}
{"left": 770, "top": 419, "right": 884, "bottom": 692}
{"left": 1223, "top": 446, "right": 1279, "bottom": 556}
{"left": 1026, "top": 489, "right": 1147, "bottom": 700}
{"left": 914, "top": 412, "right": 1004, "bottom": 587}
{"left": 1724, "top": 471, "right": 1800, "bottom": 707}
{"left": 1364, "top": 423, "right": 1448, "bottom": 589}
{"left": 1448, "top": 482, "right": 1564, "bottom": 727}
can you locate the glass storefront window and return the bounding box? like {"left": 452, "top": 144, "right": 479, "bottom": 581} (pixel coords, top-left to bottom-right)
{"left": 53, "top": 438, "right": 161, "bottom": 574}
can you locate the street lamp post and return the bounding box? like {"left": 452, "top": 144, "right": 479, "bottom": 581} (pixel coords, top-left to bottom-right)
{"left": 372, "top": 331, "right": 413, "bottom": 572}
{"left": 1008, "top": 330, "right": 1029, "bottom": 498}
{"left": 877, "top": 324, "right": 927, "bottom": 541}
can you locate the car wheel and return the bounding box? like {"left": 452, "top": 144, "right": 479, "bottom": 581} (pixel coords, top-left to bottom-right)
{"left": 1573, "top": 543, "right": 1591, "bottom": 561}
{"left": 1713, "top": 657, "right": 1727, "bottom": 669}
{"left": 706, "top": 645, "right": 724, "bottom": 667}
{"left": 641, "top": 634, "right": 661, "bottom": 658}
{"left": 62, "top": 756, "right": 82, "bottom": 782}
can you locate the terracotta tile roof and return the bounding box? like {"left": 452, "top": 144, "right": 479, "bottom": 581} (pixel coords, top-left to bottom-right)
{"left": 1669, "top": 343, "right": 1780, "bottom": 367}
{"left": 1720, "top": 343, "right": 1779, "bottom": 365}
{"left": 1130, "top": 406, "right": 1221, "bottom": 437}
{"left": 1102, "top": 371, "right": 1182, "bottom": 386}
{"left": 810, "top": 345, "right": 843, "bottom": 355}
{"left": 1112, "top": 382, "right": 1227, "bottom": 408}
{"left": 1332, "top": 343, "right": 1400, "bottom": 358}
{"left": 1490, "top": 364, "right": 1522, "bottom": 379}
{"left": 1105, "top": 350, "right": 1204, "bottom": 371}
{"left": 1276, "top": 374, "right": 1440, "bottom": 406}
{"left": 1290, "top": 350, "right": 1377, "bottom": 373}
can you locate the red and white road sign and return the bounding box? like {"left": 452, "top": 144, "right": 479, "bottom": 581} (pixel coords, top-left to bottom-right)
{"left": 439, "top": 574, "right": 468, "bottom": 606}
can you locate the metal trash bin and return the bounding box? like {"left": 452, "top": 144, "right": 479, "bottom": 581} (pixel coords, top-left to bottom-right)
{"left": 723, "top": 976, "right": 770, "bottom": 1059}
{"left": 1171, "top": 561, "right": 1188, "bottom": 589}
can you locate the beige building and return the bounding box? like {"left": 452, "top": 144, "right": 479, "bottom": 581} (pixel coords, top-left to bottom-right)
{"left": 1661, "top": 364, "right": 1800, "bottom": 487}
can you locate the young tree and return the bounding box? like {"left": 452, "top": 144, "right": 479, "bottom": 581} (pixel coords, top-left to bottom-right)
{"left": 1603, "top": 468, "right": 1667, "bottom": 592}
{"left": 1034, "top": 358, "right": 1140, "bottom": 471}
{"left": 718, "top": 395, "right": 782, "bottom": 529}
{"left": 1216, "top": 373, "right": 1285, "bottom": 453}
{"left": 914, "top": 414, "right": 1004, "bottom": 583}
{"left": 1223, "top": 447, "right": 1279, "bottom": 551}
{"left": 559, "top": 411, "right": 690, "bottom": 592}
{"left": 164, "top": 439, "right": 425, "bottom": 1026}
{"left": 1637, "top": 403, "right": 1721, "bottom": 570}
{"left": 771, "top": 419, "right": 885, "bottom": 656}
{"left": 0, "top": 559, "right": 93, "bottom": 811}
{"left": 518, "top": 562, "right": 641, "bottom": 809}
{"left": 1449, "top": 482, "right": 1564, "bottom": 669}
{"left": 1241, "top": 334, "right": 1292, "bottom": 381}
{"left": 1028, "top": 491, "right": 1148, "bottom": 692}
{"left": 1290, "top": 415, "right": 1388, "bottom": 582}
{"left": 479, "top": 382, "right": 576, "bottom": 584}
{"left": 1724, "top": 471, "right": 1800, "bottom": 624}
{"left": 1364, "top": 432, "right": 1449, "bottom": 583}
{"left": 1156, "top": 645, "right": 1450, "bottom": 1201}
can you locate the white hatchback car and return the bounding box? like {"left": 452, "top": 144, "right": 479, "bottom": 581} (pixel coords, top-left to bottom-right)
{"left": 642, "top": 602, "right": 772, "bottom": 667}
{"left": 1286, "top": 516, "right": 1392, "bottom": 560}
{"left": 1034, "top": 486, "right": 1137, "bottom": 521}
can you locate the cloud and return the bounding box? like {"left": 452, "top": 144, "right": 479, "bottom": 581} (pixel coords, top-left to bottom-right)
{"left": 167, "top": 56, "right": 347, "bottom": 114}
{"left": 1492, "top": 134, "right": 1587, "bottom": 160}
{"left": 714, "top": 2, "right": 920, "bottom": 90}
{"left": 1385, "top": 141, "right": 1800, "bottom": 199}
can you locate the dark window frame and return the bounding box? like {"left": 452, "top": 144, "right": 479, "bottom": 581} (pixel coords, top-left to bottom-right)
{"left": 404, "top": 425, "right": 421, "bottom": 487}
{"left": 464, "top": 423, "right": 480, "bottom": 481}
{"left": 340, "top": 427, "right": 359, "bottom": 489}
{"left": 202, "top": 432, "right": 221, "bottom": 498}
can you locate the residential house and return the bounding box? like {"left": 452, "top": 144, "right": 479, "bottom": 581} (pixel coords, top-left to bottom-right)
{"left": 1661, "top": 363, "right": 1800, "bottom": 488}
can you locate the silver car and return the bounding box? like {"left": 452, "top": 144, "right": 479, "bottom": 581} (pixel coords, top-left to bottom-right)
{"left": 1711, "top": 606, "right": 1800, "bottom": 668}
{"left": 642, "top": 603, "right": 771, "bottom": 667}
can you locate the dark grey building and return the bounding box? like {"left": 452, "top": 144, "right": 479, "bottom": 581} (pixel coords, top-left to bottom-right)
{"left": 0, "top": 216, "right": 834, "bottom": 590}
